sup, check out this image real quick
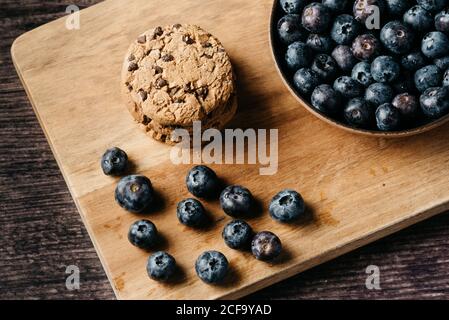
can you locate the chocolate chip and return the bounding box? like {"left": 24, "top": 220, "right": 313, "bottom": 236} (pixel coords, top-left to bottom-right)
{"left": 128, "top": 62, "right": 138, "bottom": 71}
{"left": 138, "top": 90, "right": 147, "bottom": 101}
{"left": 142, "top": 115, "right": 150, "bottom": 125}
{"left": 175, "top": 97, "right": 185, "bottom": 103}
{"left": 161, "top": 54, "right": 174, "bottom": 62}
{"left": 153, "top": 65, "right": 163, "bottom": 74}
{"left": 155, "top": 78, "right": 168, "bottom": 89}
{"left": 137, "top": 35, "right": 146, "bottom": 44}
{"left": 173, "top": 24, "right": 182, "bottom": 29}
{"left": 125, "top": 82, "right": 133, "bottom": 91}
{"left": 201, "top": 42, "right": 212, "bottom": 48}
{"left": 196, "top": 87, "right": 209, "bottom": 100}
{"left": 128, "top": 54, "right": 135, "bottom": 61}
{"left": 182, "top": 35, "right": 195, "bottom": 44}
{"left": 153, "top": 26, "right": 163, "bottom": 38}
{"left": 183, "top": 82, "right": 194, "bottom": 93}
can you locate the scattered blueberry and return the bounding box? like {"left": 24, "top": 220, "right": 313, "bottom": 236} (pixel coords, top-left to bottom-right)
{"left": 385, "top": 0, "right": 410, "bottom": 17}
{"left": 322, "top": 0, "right": 350, "bottom": 13}
{"left": 414, "top": 65, "right": 443, "bottom": 92}
{"left": 444, "top": 69, "right": 449, "bottom": 86}
{"left": 285, "top": 41, "right": 313, "bottom": 70}
{"left": 421, "top": 31, "right": 449, "bottom": 59}
{"left": 403, "top": 5, "right": 434, "bottom": 32}
{"left": 280, "top": 0, "right": 307, "bottom": 14}
{"left": 392, "top": 93, "right": 420, "bottom": 118}
{"left": 352, "top": 34, "right": 381, "bottom": 61}
{"left": 306, "top": 34, "right": 334, "bottom": 52}
{"left": 333, "top": 76, "right": 364, "bottom": 98}
{"left": 220, "top": 185, "right": 253, "bottom": 217}
{"left": 128, "top": 219, "right": 158, "bottom": 249}
{"left": 332, "top": 45, "right": 357, "bottom": 72}
{"left": 435, "top": 9, "right": 449, "bottom": 34}
{"left": 302, "top": 2, "right": 332, "bottom": 33}
{"left": 147, "top": 251, "right": 176, "bottom": 281}
{"left": 380, "top": 21, "right": 414, "bottom": 55}
{"left": 311, "top": 53, "right": 338, "bottom": 80}
{"left": 401, "top": 51, "right": 427, "bottom": 71}
{"left": 311, "top": 84, "right": 342, "bottom": 115}
{"left": 376, "top": 103, "right": 401, "bottom": 130}
{"left": 278, "top": 14, "right": 306, "bottom": 44}
{"left": 101, "top": 147, "right": 128, "bottom": 176}
{"left": 365, "top": 82, "right": 395, "bottom": 106}
{"left": 186, "top": 165, "right": 220, "bottom": 199}
{"left": 251, "top": 231, "right": 282, "bottom": 261}
{"left": 352, "top": 62, "right": 374, "bottom": 87}
{"left": 269, "top": 189, "right": 305, "bottom": 222}
{"left": 195, "top": 251, "right": 228, "bottom": 284}
{"left": 222, "top": 219, "right": 253, "bottom": 249}
{"left": 344, "top": 97, "right": 373, "bottom": 128}
{"left": 371, "top": 56, "right": 400, "bottom": 83}
{"left": 420, "top": 86, "right": 449, "bottom": 118}
{"left": 434, "top": 56, "right": 449, "bottom": 70}
{"left": 115, "top": 175, "right": 154, "bottom": 213}
{"left": 177, "top": 198, "right": 206, "bottom": 227}
{"left": 331, "top": 14, "right": 361, "bottom": 45}
{"left": 416, "top": 0, "right": 446, "bottom": 13}
{"left": 293, "top": 68, "right": 321, "bottom": 95}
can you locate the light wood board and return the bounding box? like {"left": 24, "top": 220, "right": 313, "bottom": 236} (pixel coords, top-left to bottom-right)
{"left": 11, "top": 0, "right": 449, "bottom": 299}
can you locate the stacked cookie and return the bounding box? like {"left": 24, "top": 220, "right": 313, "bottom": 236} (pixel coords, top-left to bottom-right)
{"left": 121, "top": 24, "right": 237, "bottom": 145}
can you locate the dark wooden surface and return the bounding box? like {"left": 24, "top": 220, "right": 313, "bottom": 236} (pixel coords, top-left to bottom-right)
{"left": 1, "top": 0, "right": 448, "bottom": 300}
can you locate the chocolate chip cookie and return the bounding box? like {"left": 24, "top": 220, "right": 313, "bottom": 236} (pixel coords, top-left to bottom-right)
{"left": 121, "top": 24, "right": 237, "bottom": 144}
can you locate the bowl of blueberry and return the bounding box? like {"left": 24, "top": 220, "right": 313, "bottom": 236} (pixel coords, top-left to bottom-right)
{"left": 270, "top": 0, "right": 449, "bottom": 137}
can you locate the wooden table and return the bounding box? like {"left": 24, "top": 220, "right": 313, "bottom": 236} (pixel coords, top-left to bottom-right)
{"left": 1, "top": 0, "right": 448, "bottom": 300}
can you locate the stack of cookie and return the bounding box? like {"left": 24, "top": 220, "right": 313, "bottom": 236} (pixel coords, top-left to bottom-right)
{"left": 121, "top": 24, "right": 237, "bottom": 145}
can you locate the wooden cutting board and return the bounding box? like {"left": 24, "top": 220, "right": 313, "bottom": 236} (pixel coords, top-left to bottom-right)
{"left": 11, "top": 0, "right": 449, "bottom": 300}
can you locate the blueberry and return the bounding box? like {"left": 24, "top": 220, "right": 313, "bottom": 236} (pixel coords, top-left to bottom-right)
{"left": 220, "top": 185, "right": 253, "bottom": 217}
{"left": 371, "top": 56, "right": 400, "bottom": 83}
{"left": 416, "top": 0, "right": 446, "bottom": 12}
{"left": 269, "top": 189, "right": 305, "bottom": 222}
{"left": 420, "top": 86, "right": 449, "bottom": 118}
{"left": 365, "top": 82, "right": 395, "bottom": 106}
{"left": 311, "top": 54, "right": 338, "bottom": 80}
{"left": 280, "top": 0, "right": 307, "bottom": 14}
{"left": 352, "top": 34, "right": 381, "bottom": 61}
{"left": 353, "top": 0, "right": 387, "bottom": 24}
{"left": 322, "top": 0, "right": 350, "bottom": 13}
{"left": 285, "top": 41, "right": 313, "bottom": 70}
{"left": 385, "top": 0, "right": 411, "bottom": 16}
{"left": 306, "top": 34, "right": 334, "bottom": 53}
{"left": 332, "top": 45, "right": 357, "bottom": 72}
{"left": 278, "top": 14, "right": 306, "bottom": 44}
{"left": 444, "top": 69, "right": 449, "bottom": 86}
{"left": 403, "top": 5, "right": 434, "bottom": 32}
{"left": 128, "top": 219, "right": 158, "bottom": 249}
{"left": 380, "top": 21, "right": 414, "bottom": 55}
{"left": 147, "top": 251, "right": 176, "bottom": 281}
{"left": 392, "top": 93, "right": 419, "bottom": 118}
{"left": 331, "top": 14, "right": 361, "bottom": 45}
{"left": 293, "top": 68, "right": 321, "bottom": 96}
{"left": 435, "top": 9, "right": 449, "bottom": 34}
{"left": 222, "top": 219, "right": 253, "bottom": 249}
{"left": 376, "top": 103, "right": 401, "bottom": 131}
{"left": 311, "top": 84, "right": 342, "bottom": 115}
{"left": 344, "top": 97, "right": 373, "bottom": 128}
{"left": 177, "top": 198, "right": 206, "bottom": 227}
{"left": 115, "top": 175, "right": 154, "bottom": 213}
{"left": 434, "top": 56, "right": 449, "bottom": 70}
{"left": 101, "top": 147, "right": 128, "bottom": 176}
{"left": 186, "top": 165, "right": 220, "bottom": 199}
{"left": 251, "top": 231, "right": 282, "bottom": 261}
{"left": 414, "top": 65, "right": 442, "bottom": 92}
{"left": 302, "top": 2, "right": 332, "bottom": 33}
{"left": 352, "top": 62, "right": 374, "bottom": 87}
{"left": 421, "top": 32, "right": 449, "bottom": 59}
{"left": 195, "top": 251, "right": 228, "bottom": 284}
{"left": 333, "top": 76, "right": 364, "bottom": 99}
{"left": 401, "top": 51, "right": 427, "bottom": 71}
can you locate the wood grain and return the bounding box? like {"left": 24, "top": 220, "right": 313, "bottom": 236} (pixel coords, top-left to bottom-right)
{"left": 0, "top": 0, "right": 447, "bottom": 297}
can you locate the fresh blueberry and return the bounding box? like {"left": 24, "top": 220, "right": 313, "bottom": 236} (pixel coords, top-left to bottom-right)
{"left": 420, "top": 86, "right": 449, "bottom": 118}
{"left": 331, "top": 14, "right": 361, "bottom": 45}
{"left": 311, "top": 84, "right": 342, "bottom": 115}
{"left": 371, "top": 56, "right": 400, "bottom": 83}
{"left": 332, "top": 45, "right": 357, "bottom": 72}
{"left": 352, "top": 34, "right": 381, "bottom": 61}
{"left": 293, "top": 68, "right": 321, "bottom": 96}
{"left": 392, "top": 93, "right": 419, "bottom": 118}
{"left": 344, "top": 97, "right": 373, "bottom": 128}
{"left": 403, "top": 5, "right": 434, "bottom": 32}
{"left": 278, "top": 14, "right": 306, "bottom": 44}
{"left": 101, "top": 147, "right": 128, "bottom": 176}
{"left": 269, "top": 189, "right": 305, "bottom": 222}
{"left": 416, "top": 0, "right": 446, "bottom": 12}
{"left": 302, "top": 2, "right": 332, "bottom": 33}
{"left": 435, "top": 9, "right": 449, "bottom": 34}
{"left": 376, "top": 103, "right": 401, "bottom": 131}
{"left": 401, "top": 51, "right": 427, "bottom": 71}
{"left": 128, "top": 219, "right": 158, "bottom": 249}
{"left": 285, "top": 41, "right": 313, "bottom": 70}
{"left": 186, "top": 165, "right": 220, "bottom": 199}
{"left": 115, "top": 175, "right": 154, "bottom": 213}
{"left": 195, "top": 251, "right": 228, "bottom": 284}
{"left": 322, "top": 0, "right": 350, "bottom": 13}
{"left": 353, "top": 0, "right": 387, "bottom": 24}
{"left": 365, "top": 82, "right": 395, "bottom": 106}
{"left": 222, "top": 219, "right": 253, "bottom": 249}
{"left": 380, "top": 21, "right": 414, "bottom": 55}
{"left": 421, "top": 32, "right": 449, "bottom": 59}
{"left": 251, "top": 231, "right": 282, "bottom": 261}
{"left": 147, "top": 251, "right": 176, "bottom": 281}
{"left": 306, "top": 34, "right": 334, "bottom": 53}
{"left": 333, "top": 76, "right": 364, "bottom": 98}
{"left": 220, "top": 185, "right": 253, "bottom": 217}
{"left": 352, "top": 62, "right": 374, "bottom": 87}
{"left": 385, "top": 0, "right": 411, "bottom": 17}
{"left": 280, "top": 0, "right": 307, "bottom": 14}
{"left": 414, "top": 65, "right": 443, "bottom": 92}
{"left": 177, "top": 198, "right": 206, "bottom": 227}
{"left": 444, "top": 69, "right": 449, "bottom": 86}
{"left": 311, "top": 53, "right": 338, "bottom": 80}
{"left": 434, "top": 56, "right": 449, "bottom": 70}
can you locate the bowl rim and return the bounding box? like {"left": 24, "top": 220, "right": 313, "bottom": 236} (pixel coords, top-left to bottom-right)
{"left": 268, "top": 0, "right": 449, "bottom": 138}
